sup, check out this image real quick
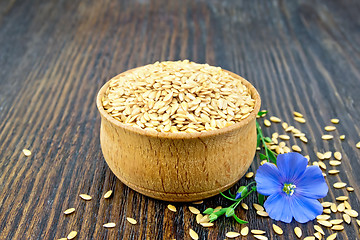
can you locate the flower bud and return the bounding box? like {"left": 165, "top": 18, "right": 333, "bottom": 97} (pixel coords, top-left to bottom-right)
{"left": 225, "top": 208, "right": 235, "bottom": 217}
{"left": 235, "top": 186, "right": 248, "bottom": 199}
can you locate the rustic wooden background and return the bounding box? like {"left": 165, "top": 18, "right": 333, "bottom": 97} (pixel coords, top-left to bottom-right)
{"left": 1, "top": 0, "right": 360, "bottom": 239}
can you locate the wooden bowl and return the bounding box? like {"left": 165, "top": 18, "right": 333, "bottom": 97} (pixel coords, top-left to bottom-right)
{"left": 96, "top": 68, "right": 261, "bottom": 202}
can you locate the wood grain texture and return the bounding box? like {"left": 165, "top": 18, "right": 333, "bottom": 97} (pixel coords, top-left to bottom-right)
{"left": 0, "top": 0, "right": 359, "bottom": 239}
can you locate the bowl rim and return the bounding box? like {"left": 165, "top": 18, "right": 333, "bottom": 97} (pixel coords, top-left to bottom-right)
{"left": 96, "top": 67, "right": 261, "bottom": 139}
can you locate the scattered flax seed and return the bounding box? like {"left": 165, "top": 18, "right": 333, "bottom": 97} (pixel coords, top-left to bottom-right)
{"left": 251, "top": 230, "right": 266, "bottom": 235}
{"left": 22, "top": 149, "right": 31, "bottom": 156}
{"left": 264, "top": 119, "right": 271, "bottom": 127}
{"left": 318, "top": 161, "right": 326, "bottom": 170}
{"left": 260, "top": 160, "right": 267, "bottom": 165}
{"left": 328, "top": 170, "right": 340, "bottom": 175}
{"left": 167, "top": 204, "right": 177, "bottom": 212}
{"left": 330, "top": 219, "right": 343, "bottom": 225}
{"left": 322, "top": 135, "right": 333, "bottom": 140}
{"left": 64, "top": 208, "right": 75, "bottom": 215}
{"left": 333, "top": 182, "right": 347, "bottom": 189}
{"left": 257, "top": 210, "right": 269, "bottom": 217}
{"left": 294, "top": 111, "right": 303, "bottom": 118}
{"left": 279, "top": 135, "right": 290, "bottom": 140}
{"left": 303, "top": 236, "right": 315, "bottom": 240}
{"left": 59, "top": 238, "right": 67, "bottom": 240}
{"left": 344, "top": 201, "right": 351, "bottom": 210}
{"left": 126, "top": 217, "right": 137, "bottom": 225}
{"left": 300, "top": 136, "right": 308, "bottom": 143}
{"left": 329, "top": 160, "right": 341, "bottom": 166}
{"left": 67, "top": 231, "right": 78, "bottom": 240}
{"left": 213, "top": 206, "right": 222, "bottom": 212}
{"left": 317, "top": 152, "right": 324, "bottom": 160}
{"left": 245, "top": 172, "right": 254, "bottom": 178}
{"left": 317, "top": 220, "right": 332, "bottom": 227}
{"left": 272, "top": 224, "right": 283, "bottom": 235}
{"left": 331, "top": 225, "right": 344, "bottom": 231}
{"left": 254, "top": 235, "right": 268, "bottom": 240}
{"left": 337, "top": 203, "right": 345, "bottom": 212}
{"left": 79, "top": 194, "right": 92, "bottom": 201}
{"left": 188, "top": 206, "right": 200, "bottom": 215}
{"left": 198, "top": 215, "right": 210, "bottom": 223}
{"left": 253, "top": 203, "right": 265, "bottom": 211}
{"left": 270, "top": 116, "right": 281, "bottom": 123}
{"left": 225, "top": 232, "right": 240, "bottom": 238}
{"left": 336, "top": 196, "right": 348, "bottom": 201}
{"left": 331, "top": 119, "right": 339, "bottom": 124}
{"left": 339, "top": 135, "right": 345, "bottom": 140}
{"left": 313, "top": 162, "right": 319, "bottom": 167}
{"left": 285, "top": 126, "right": 295, "bottom": 132}
{"left": 356, "top": 141, "right": 360, "bottom": 149}
{"left": 200, "top": 222, "right": 214, "bottom": 227}
{"left": 305, "top": 155, "right": 310, "bottom": 161}
{"left": 103, "top": 223, "right": 116, "bottom": 228}
{"left": 294, "top": 227, "right": 302, "bottom": 238}
{"left": 344, "top": 209, "right": 358, "bottom": 218}
{"left": 323, "top": 151, "right": 332, "bottom": 159}
{"left": 292, "top": 128, "right": 301, "bottom": 134}
{"left": 330, "top": 203, "right": 337, "bottom": 212}
{"left": 241, "top": 203, "right": 249, "bottom": 210}
{"left": 196, "top": 214, "right": 203, "bottom": 224}
{"left": 282, "top": 122, "right": 289, "bottom": 129}
{"left": 314, "top": 225, "right": 324, "bottom": 235}
{"left": 323, "top": 209, "right": 331, "bottom": 214}
{"left": 346, "top": 187, "right": 354, "bottom": 192}
{"left": 334, "top": 152, "right": 342, "bottom": 160}
{"left": 294, "top": 117, "right": 306, "bottom": 123}
{"left": 317, "top": 214, "right": 331, "bottom": 220}
{"left": 356, "top": 219, "right": 360, "bottom": 227}
{"left": 293, "top": 133, "right": 305, "bottom": 137}
{"left": 241, "top": 226, "right": 249, "bottom": 236}
{"left": 314, "top": 232, "right": 322, "bottom": 240}
{"left": 343, "top": 214, "right": 351, "bottom": 224}
{"left": 324, "top": 126, "right": 336, "bottom": 132}
{"left": 104, "top": 190, "right": 113, "bottom": 199}
{"left": 192, "top": 200, "right": 203, "bottom": 204}
{"left": 292, "top": 145, "right": 302, "bottom": 152}
{"left": 189, "top": 229, "right": 199, "bottom": 240}
{"left": 326, "top": 233, "right": 337, "bottom": 240}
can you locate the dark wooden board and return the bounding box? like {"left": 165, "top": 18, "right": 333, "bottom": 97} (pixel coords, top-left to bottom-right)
{"left": 1, "top": 0, "right": 360, "bottom": 239}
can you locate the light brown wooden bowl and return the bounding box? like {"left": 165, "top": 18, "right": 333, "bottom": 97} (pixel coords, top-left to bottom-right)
{"left": 96, "top": 67, "right": 261, "bottom": 202}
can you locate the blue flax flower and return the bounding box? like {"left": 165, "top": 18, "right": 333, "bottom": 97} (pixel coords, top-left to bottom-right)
{"left": 255, "top": 152, "right": 328, "bottom": 223}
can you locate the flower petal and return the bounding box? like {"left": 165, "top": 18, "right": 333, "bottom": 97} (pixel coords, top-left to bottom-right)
{"left": 255, "top": 163, "right": 283, "bottom": 196}
{"left": 277, "top": 153, "right": 308, "bottom": 183}
{"left": 264, "top": 192, "right": 293, "bottom": 223}
{"left": 295, "top": 165, "right": 328, "bottom": 199}
{"left": 290, "top": 194, "right": 323, "bottom": 223}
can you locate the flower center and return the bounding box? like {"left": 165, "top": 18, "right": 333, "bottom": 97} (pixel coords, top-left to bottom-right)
{"left": 283, "top": 183, "right": 296, "bottom": 196}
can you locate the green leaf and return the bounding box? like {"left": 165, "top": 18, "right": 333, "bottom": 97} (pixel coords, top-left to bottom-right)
{"left": 203, "top": 208, "right": 214, "bottom": 215}
{"left": 209, "top": 213, "right": 218, "bottom": 222}
{"left": 257, "top": 111, "right": 268, "bottom": 117}
{"left": 258, "top": 193, "right": 265, "bottom": 206}
{"left": 259, "top": 153, "right": 267, "bottom": 160}
{"left": 264, "top": 137, "right": 272, "bottom": 143}
{"left": 267, "top": 149, "right": 277, "bottom": 164}
{"left": 233, "top": 214, "right": 248, "bottom": 224}
{"left": 225, "top": 208, "right": 235, "bottom": 217}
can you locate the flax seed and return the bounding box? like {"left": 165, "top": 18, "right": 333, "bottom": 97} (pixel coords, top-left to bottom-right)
{"left": 331, "top": 119, "right": 339, "bottom": 124}
{"left": 241, "top": 226, "right": 249, "bottom": 236}
{"left": 272, "top": 224, "right": 283, "bottom": 235}
{"left": 226, "top": 232, "right": 240, "bottom": 238}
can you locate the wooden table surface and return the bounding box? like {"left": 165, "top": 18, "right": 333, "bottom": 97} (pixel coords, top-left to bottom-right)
{"left": 1, "top": 0, "right": 360, "bottom": 239}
